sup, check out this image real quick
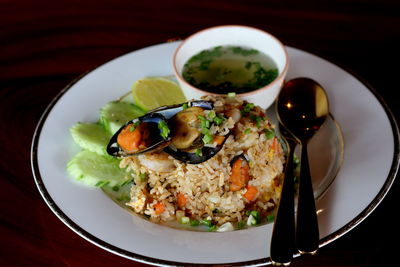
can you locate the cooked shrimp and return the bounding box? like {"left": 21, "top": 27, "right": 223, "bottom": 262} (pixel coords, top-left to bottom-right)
{"left": 138, "top": 151, "right": 175, "bottom": 172}
{"left": 225, "top": 108, "right": 241, "bottom": 123}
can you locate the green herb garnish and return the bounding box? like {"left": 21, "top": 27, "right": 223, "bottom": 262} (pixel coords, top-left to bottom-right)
{"left": 200, "top": 219, "right": 212, "bottom": 227}
{"left": 199, "top": 60, "right": 212, "bottom": 71}
{"left": 250, "top": 210, "right": 261, "bottom": 221}
{"left": 264, "top": 128, "right": 275, "bottom": 139}
{"left": 243, "top": 103, "right": 255, "bottom": 113}
{"left": 267, "top": 214, "right": 275, "bottom": 222}
{"left": 198, "top": 115, "right": 206, "bottom": 122}
{"left": 201, "top": 127, "right": 210, "bottom": 135}
{"left": 129, "top": 121, "right": 141, "bottom": 132}
{"left": 255, "top": 116, "right": 263, "bottom": 128}
{"left": 158, "top": 120, "right": 170, "bottom": 139}
{"left": 198, "top": 115, "right": 211, "bottom": 129}
{"left": 195, "top": 148, "right": 203, "bottom": 157}
{"left": 190, "top": 219, "right": 200, "bottom": 226}
{"left": 182, "top": 45, "right": 278, "bottom": 95}
{"left": 207, "top": 110, "right": 216, "bottom": 120}
{"left": 213, "top": 115, "right": 224, "bottom": 125}
{"left": 231, "top": 46, "right": 259, "bottom": 56}
{"left": 202, "top": 133, "right": 214, "bottom": 144}
{"left": 186, "top": 46, "right": 223, "bottom": 65}
{"left": 237, "top": 221, "right": 246, "bottom": 229}
{"left": 244, "top": 62, "right": 278, "bottom": 90}
{"left": 180, "top": 216, "right": 190, "bottom": 224}
{"left": 248, "top": 210, "right": 261, "bottom": 225}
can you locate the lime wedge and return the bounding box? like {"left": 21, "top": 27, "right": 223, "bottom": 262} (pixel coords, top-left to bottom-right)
{"left": 132, "top": 77, "right": 186, "bottom": 111}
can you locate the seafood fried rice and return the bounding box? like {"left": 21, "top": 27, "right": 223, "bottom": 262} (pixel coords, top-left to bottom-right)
{"left": 120, "top": 95, "right": 285, "bottom": 230}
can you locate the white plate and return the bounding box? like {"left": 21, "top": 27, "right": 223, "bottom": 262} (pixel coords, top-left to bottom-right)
{"left": 31, "top": 42, "right": 399, "bottom": 266}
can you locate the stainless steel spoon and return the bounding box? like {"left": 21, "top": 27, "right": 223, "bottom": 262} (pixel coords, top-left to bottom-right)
{"left": 276, "top": 77, "right": 329, "bottom": 255}
{"left": 270, "top": 123, "right": 296, "bottom": 266}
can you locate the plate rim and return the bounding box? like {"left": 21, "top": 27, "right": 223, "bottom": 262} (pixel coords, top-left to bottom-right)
{"left": 30, "top": 41, "right": 400, "bottom": 266}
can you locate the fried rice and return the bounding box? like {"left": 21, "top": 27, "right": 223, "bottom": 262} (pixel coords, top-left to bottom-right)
{"left": 122, "top": 95, "right": 284, "bottom": 230}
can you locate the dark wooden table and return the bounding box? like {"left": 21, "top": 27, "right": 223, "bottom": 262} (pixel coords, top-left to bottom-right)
{"left": 1, "top": 0, "right": 399, "bottom": 266}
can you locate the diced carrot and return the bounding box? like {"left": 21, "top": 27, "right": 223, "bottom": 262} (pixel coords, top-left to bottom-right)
{"left": 213, "top": 135, "right": 225, "bottom": 146}
{"left": 271, "top": 137, "right": 278, "bottom": 152}
{"left": 117, "top": 123, "right": 149, "bottom": 152}
{"left": 154, "top": 201, "right": 165, "bottom": 215}
{"left": 229, "top": 158, "right": 250, "bottom": 192}
{"left": 177, "top": 192, "right": 187, "bottom": 208}
{"left": 243, "top": 185, "right": 258, "bottom": 202}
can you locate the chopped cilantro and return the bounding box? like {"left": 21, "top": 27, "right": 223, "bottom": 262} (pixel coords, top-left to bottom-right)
{"left": 182, "top": 45, "right": 278, "bottom": 95}
{"left": 186, "top": 46, "right": 223, "bottom": 65}
{"left": 231, "top": 46, "right": 259, "bottom": 56}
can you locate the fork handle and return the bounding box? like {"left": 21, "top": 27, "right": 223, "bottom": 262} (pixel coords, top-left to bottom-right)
{"left": 296, "top": 143, "right": 319, "bottom": 254}
{"left": 270, "top": 140, "right": 296, "bottom": 265}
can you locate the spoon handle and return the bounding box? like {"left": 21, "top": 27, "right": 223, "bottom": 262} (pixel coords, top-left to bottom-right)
{"left": 270, "top": 139, "right": 296, "bottom": 265}
{"left": 296, "top": 143, "right": 319, "bottom": 254}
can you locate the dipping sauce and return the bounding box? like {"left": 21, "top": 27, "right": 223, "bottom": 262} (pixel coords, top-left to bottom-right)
{"left": 182, "top": 45, "right": 278, "bottom": 95}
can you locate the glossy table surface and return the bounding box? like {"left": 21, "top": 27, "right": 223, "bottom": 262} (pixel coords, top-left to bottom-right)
{"left": 1, "top": 0, "right": 399, "bottom": 266}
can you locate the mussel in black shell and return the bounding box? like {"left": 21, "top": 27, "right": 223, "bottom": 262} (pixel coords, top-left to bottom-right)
{"left": 107, "top": 100, "right": 230, "bottom": 164}
{"left": 106, "top": 112, "right": 171, "bottom": 157}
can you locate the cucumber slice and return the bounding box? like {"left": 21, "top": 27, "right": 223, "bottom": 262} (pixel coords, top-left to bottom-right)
{"left": 67, "top": 150, "right": 131, "bottom": 187}
{"left": 100, "top": 101, "right": 145, "bottom": 134}
{"left": 70, "top": 122, "right": 111, "bottom": 156}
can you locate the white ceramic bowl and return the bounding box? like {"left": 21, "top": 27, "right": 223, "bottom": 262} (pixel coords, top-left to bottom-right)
{"left": 173, "top": 25, "right": 289, "bottom": 109}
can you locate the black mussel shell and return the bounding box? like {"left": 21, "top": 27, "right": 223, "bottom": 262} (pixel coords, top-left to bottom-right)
{"left": 150, "top": 100, "right": 213, "bottom": 120}
{"left": 161, "top": 100, "right": 228, "bottom": 164}
{"left": 107, "top": 100, "right": 213, "bottom": 158}
{"left": 230, "top": 154, "right": 250, "bottom": 166}
{"left": 164, "top": 144, "right": 226, "bottom": 164}
{"left": 106, "top": 112, "right": 171, "bottom": 157}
